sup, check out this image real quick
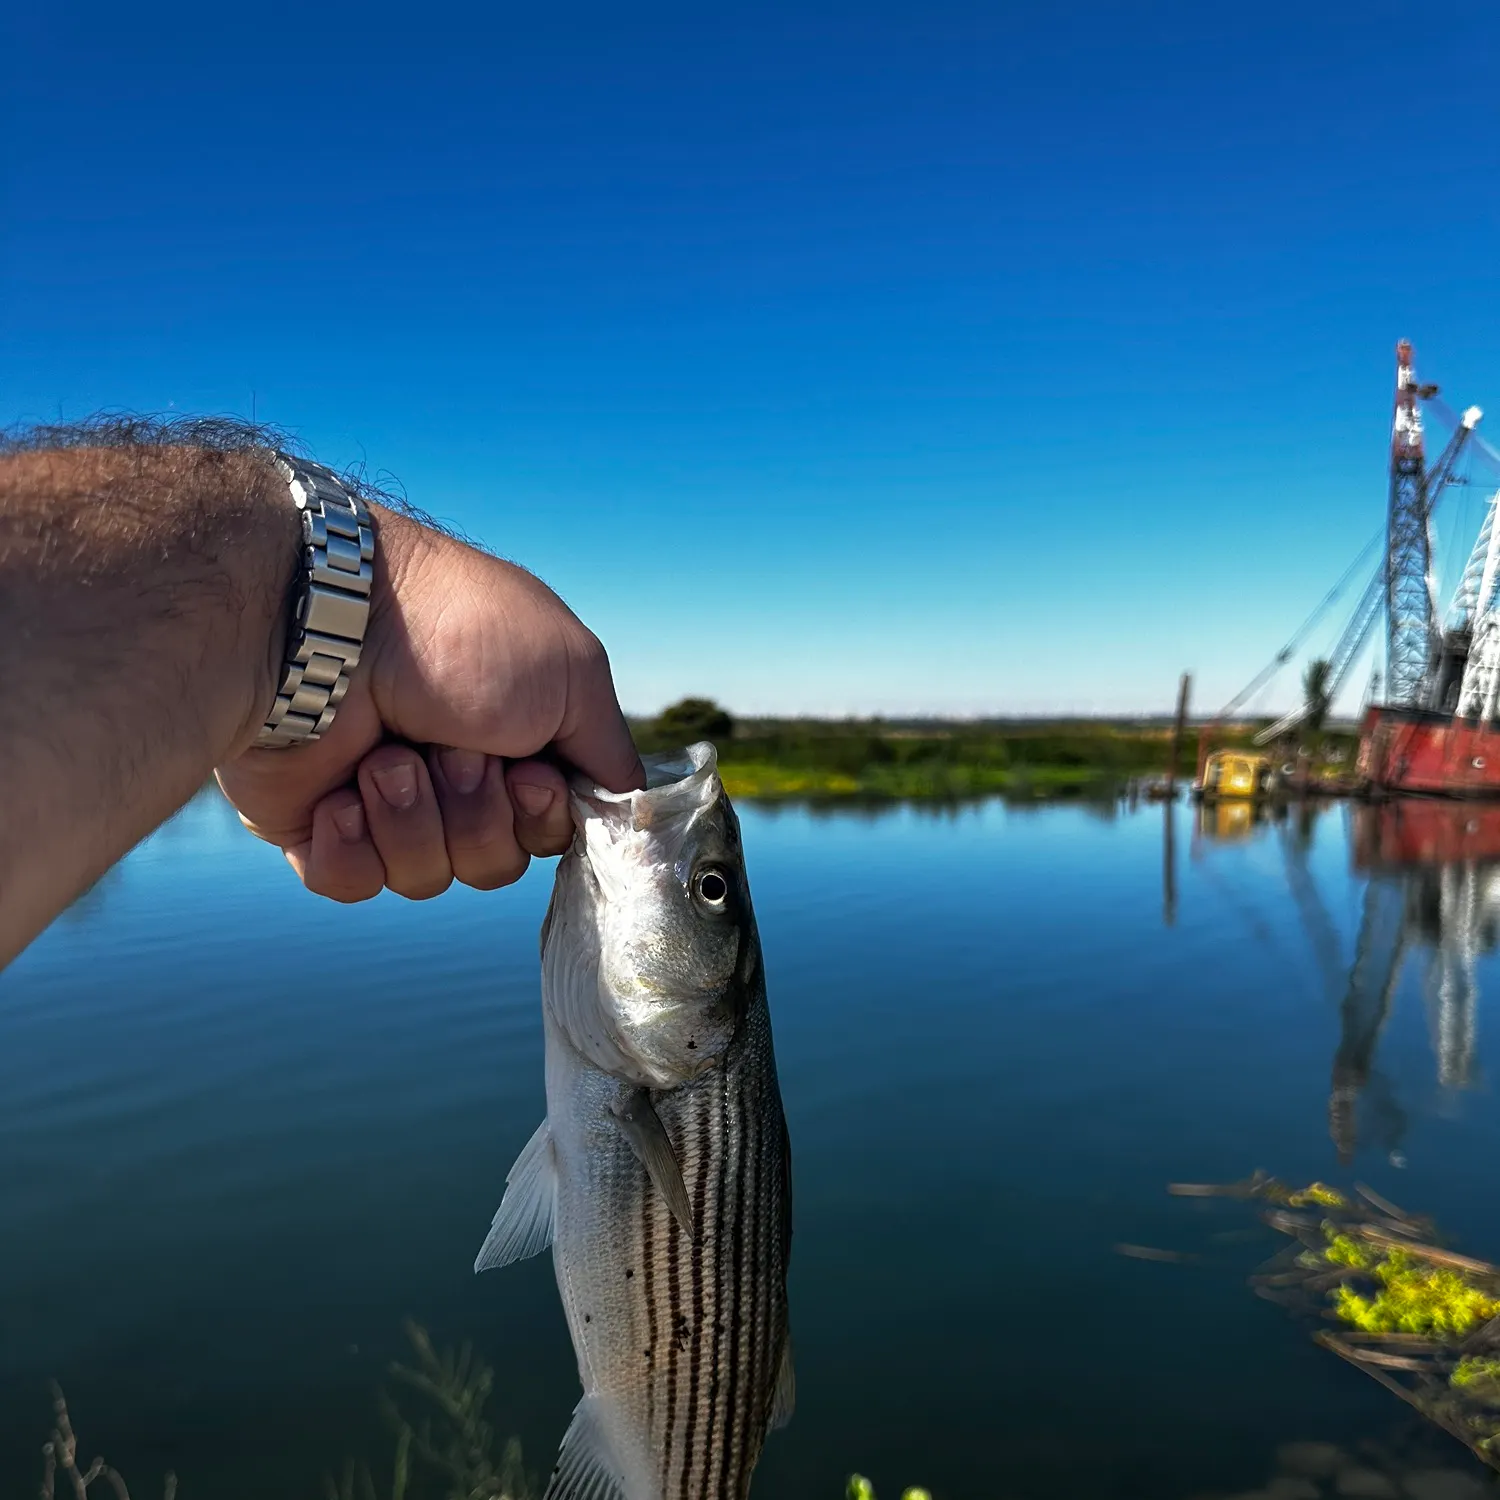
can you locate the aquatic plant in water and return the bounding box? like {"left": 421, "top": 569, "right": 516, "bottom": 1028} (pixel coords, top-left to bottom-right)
{"left": 1450, "top": 1355, "right": 1500, "bottom": 1404}
{"left": 1327, "top": 1241, "right": 1500, "bottom": 1338}
{"left": 1167, "top": 1174, "right": 1500, "bottom": 1472}
{"left": 364, "top": 1320, "right": 533, "bottom": 1500}
{"left": 1286, "top": 1182, "right": 1348, "bottom": 1210}
{"left": 39, "top": 1324, "right": 929, "bottom": 1499}
{"left": 846, "top": 1475, "right": 932, "bottom": 1499}
{"left": 37, "top": 1383, "right": 177, "bottom": 1500}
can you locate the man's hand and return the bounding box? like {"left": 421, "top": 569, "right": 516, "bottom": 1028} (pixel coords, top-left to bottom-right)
{"left": 217, "top": 506, "right": 645, "bottom": 902}
{"left": 0, "top": 429, "right": 644, "bottom": 965}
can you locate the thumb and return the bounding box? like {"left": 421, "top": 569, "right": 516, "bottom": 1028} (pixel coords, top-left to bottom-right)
{"left": 550, "top": 630, "right": 646, "bottom": 795}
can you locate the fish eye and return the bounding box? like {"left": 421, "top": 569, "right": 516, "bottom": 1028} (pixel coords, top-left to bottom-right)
{"left": 694, "top": 867, "right": 729, "bottom": 906}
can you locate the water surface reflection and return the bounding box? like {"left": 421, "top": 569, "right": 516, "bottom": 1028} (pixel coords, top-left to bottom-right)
{"left": 6, "top": 792, "right": 1500, "bottom": 1497}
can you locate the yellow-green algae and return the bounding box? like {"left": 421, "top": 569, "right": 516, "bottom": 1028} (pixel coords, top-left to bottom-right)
{"left": 846, "top": 1478, "right": 932, "bottom": 1500}
{"left": 1452, "top": 1356, "right": 1500, "bottom": 1390}
{"left": 1287, "top": 1183, "right": 1348, "bottom": 1210}
{"left": 1322, "top": 1231, "right": 1379, "bottom": 1271}
{"left": 1316, "top": 1227, "right": 1500, "bottom": 1338}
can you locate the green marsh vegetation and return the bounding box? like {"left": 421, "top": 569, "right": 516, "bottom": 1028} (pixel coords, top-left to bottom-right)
{"left": 633, "top": 698, "right": 1358, "bottom": 802}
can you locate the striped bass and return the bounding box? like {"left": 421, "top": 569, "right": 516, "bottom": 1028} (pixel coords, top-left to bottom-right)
{"left": 475, "top": 742, "right": 793, "bottom": 1500}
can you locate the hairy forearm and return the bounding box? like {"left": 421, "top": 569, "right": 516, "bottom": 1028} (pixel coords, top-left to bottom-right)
{"left": 0, "top": 445, "right": 299, "bottom": 963}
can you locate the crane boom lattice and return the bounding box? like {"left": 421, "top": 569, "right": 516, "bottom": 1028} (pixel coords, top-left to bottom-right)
{"left": 1386, "top": 340, "right": 1437, "bottom": 708}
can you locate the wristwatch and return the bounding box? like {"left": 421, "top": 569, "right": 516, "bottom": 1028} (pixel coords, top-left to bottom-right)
{"left": 255, "top": 454, "right": 375, "bottom": 749}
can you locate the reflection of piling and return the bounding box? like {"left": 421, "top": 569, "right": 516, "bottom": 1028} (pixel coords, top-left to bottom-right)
{"left": 1163, "top": 803, "right": 1177, "bottom": 927}
{"left": 1167, "top": 672, "right": 1191, "bottom": 794}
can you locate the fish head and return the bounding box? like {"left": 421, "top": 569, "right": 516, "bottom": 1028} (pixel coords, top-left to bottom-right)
{"left": 544, "top": 742, "right": 758, "bottom": 1089}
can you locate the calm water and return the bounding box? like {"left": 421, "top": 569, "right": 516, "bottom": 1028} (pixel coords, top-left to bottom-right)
{"left": 5, "top": 790, "right": 1500, "bottom": 1499}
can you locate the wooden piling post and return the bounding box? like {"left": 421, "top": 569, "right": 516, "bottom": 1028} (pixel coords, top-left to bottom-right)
{"left": 1167, "top": 672, "right": 1191, "bottom": 793}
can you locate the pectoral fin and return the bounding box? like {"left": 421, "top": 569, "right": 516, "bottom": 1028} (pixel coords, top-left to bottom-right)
{"left": 474, "top": 1119, "right": 556, "bottom": 1273}
{"left": 542, "top": 1395, "right": 628, "bottom": 1500}
{"left": 610, "top": 1089, "right": 695, "bottom": 1241}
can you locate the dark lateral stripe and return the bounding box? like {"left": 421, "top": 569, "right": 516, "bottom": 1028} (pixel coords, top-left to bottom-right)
{"left": 678, "top": 1092, "right": 711, "bottom": 1500}
{"left": 701, "top": 1071, "right": 730, "bottom": 1499}
{"left": 734, "top": 1063, "right": 766, "bottom": 1500}
{"left": 642, "top": 1157, "right": 657, "bottom": 1437}
{"left": 663, "top": 1115, "right": 682, "bottom": 1484}
{"left": 724, "top": 1064, "right": 754, "bottom": 1500}
{"left": 711, "top": 1083, "right": 738, "bottom": 1500}
{"left": 754, "top": 1089, "right": 788, "bottom": 1487}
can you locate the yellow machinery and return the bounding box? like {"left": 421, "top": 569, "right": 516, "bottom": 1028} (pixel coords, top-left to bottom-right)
{"left": 1197, "top": 749, "right": 1272, "bottom": 801}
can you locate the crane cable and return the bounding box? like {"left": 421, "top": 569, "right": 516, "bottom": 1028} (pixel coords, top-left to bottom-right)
{"left": 1215, "top": 392, "right": 1488, "bottom": 726}
{"left": 1216, "top": 527, "right": 1385, "bottom": 720}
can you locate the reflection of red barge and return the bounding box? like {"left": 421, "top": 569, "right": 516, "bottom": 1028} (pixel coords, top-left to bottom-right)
{"left": 1350, "top": 794, "right": 1500, "bottom": 868}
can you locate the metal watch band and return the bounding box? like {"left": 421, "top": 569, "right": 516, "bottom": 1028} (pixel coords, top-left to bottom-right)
{"left": 254, "top": 455, "right": 375, "bottom": 749}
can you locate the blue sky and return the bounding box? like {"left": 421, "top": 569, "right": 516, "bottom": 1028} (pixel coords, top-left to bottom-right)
{"left": 5, "top": 2, "right": 1500, "bottom": 717}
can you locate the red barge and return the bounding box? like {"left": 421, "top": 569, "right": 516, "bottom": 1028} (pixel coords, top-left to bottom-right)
{"left": 1359, "top": 706, "right": 1500, "bottom": 798}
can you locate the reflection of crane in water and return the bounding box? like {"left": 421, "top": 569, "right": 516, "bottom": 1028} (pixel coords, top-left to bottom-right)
{"left": 1331, "top": 802, "right": 1500, "bottom": 1163}
{"left": 1179, "top": 797, "right": 1496, "bottom": 1165}
{"left": 1280, "top": 804, "right": 1346, "bottom": 1006}
{"left": 1330, "top": 872, "right": 1409, "bottom": 1164}
{"left": 1183, "top": 799, "right": 1356, "bottom": 1004}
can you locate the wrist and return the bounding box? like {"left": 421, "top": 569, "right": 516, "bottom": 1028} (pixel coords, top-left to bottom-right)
{"left": 242, "top": 456, "right": 385, "bottom": 752}
{"left": 224, "top": 453, "right": 309, "bottom": 754}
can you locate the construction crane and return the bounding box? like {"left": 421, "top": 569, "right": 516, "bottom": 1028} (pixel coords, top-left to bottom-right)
{"left": 1385, "top": 340, "right": 1441, "bottom": 708}
{"left": 1248, "top": 358, "right": 1480, "bottom": 747}
{"left": 1435, "top": 477, "right": 1500, "bottom": 722}
{"left": 1383, "top": 343, "right": 1483, "bottom": 706}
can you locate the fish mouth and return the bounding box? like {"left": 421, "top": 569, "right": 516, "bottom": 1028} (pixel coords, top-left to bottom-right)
{"left": 572, "top": 742, "right": 720, "bottom": 832}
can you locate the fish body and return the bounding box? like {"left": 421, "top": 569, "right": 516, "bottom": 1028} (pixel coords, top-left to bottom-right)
{"left": 476, "top": 743, "right": 792, "bottom": 1500}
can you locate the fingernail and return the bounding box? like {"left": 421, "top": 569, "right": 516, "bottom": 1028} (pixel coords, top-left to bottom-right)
{"left": 512, "top": 781, "right": 556, "bottom": 818}
{"left": 332, "top": 802, "right": 366, "bottom": 843}
{"left": 438, "top": 746, "right": 486, "bottom": 795}
{"left": 371, "top": 762, "right": 419, "bottom": 810}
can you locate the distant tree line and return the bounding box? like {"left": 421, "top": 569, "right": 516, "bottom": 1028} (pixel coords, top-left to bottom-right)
{"left": 632, "top": 698, "right": 1353, "bottom": 783}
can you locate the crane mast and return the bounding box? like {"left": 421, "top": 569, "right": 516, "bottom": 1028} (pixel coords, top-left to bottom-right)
{"left": 1385, "top": 340, "right": 1439, "bottom": 708}
{"left": 1453, "top": 490, "right": 1500, "bottom": 720}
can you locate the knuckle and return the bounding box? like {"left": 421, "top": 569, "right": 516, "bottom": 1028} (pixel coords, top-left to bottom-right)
{"left": 454, "top": 844, "right": 529, "bottom": 891}
{"left": 574, "top": 626, "right": 610, "bottom": 675}
{"left": 306, "top": 870, "right": 380, "bottom": 904}
{"left": 388, "top": 868, "right": 454, "bottom": 901}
